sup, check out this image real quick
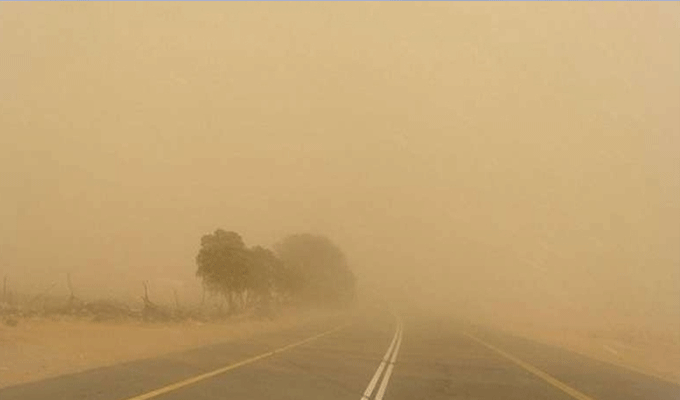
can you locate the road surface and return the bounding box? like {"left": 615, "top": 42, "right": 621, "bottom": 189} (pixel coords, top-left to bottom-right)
{"left": 1, "top": 308, "right": 678, "bottom": 400}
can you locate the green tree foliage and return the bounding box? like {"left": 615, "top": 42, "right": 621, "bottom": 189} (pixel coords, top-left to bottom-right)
{"left": 195, "top": 229, "right": 252, "bottom": 310}
{"left": 196, "top": 229, "right": 355, "bottom": 312}
{"left": 274, "top": 234, "right": 356, "bottom": 305}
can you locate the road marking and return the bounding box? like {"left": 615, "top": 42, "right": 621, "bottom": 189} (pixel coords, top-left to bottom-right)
{"left": 374, "top": 325, "right": 403, "bottom": 400}
{"left": 506, "top": 330, "right": 680, "bottom": 385}
{"left": 602, "top": 344, "right": 619, "bottom": 356}
{"left": 361, "top": 318, "right": 403, "bottom": 400}
{"left": 123, "top": 324, "right": 349, "bottom": 400}
{"left": 361, "top": 321, "right": 400, "bottom": 399}
{"left": 464, "top": 332, "right": 597, "bottom": 400}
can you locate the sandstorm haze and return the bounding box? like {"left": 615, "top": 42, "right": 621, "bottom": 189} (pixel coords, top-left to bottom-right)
{"left": 1, "top": 4, "right": 678, "bottom": 335}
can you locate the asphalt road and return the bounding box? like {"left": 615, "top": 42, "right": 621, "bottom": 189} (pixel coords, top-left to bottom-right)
{"left": 1, "top": 309, "right": 678, "bottom": 400}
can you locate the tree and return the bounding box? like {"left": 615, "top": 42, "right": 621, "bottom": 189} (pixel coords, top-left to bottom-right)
{"left": 274, "top": 234, "right": 355, "bottom": 305}
{"left": 195, "top": 229, "right": 251, "bottom": 312}
{"left": 196, "top": 230, "right": 355, "bottom": 312}
{"left": 248, "top": 246, "right": 278, "bottom": 299}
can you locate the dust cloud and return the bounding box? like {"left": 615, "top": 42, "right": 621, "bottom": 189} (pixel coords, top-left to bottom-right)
{"left": 1, "top": 1, "right": 678, "bottom": 361}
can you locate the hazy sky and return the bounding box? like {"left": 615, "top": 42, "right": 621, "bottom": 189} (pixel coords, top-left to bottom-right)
{"left": 1, "top": 3, "right": 678, "bottom": 330}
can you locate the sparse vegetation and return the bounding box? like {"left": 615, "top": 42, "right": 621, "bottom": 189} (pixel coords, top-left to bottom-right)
{"left": 0, "top": 230, "right": 355, "bottom": 328}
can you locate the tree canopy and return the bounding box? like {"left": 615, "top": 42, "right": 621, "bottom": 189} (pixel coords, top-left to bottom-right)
{"left": 195, "top": 229, "right": 252, "bottom": 309}
{"left": 196, "top": 229, "right": 355, "bottom": 312}
{"left": 275, "top": 234, "right": 356, "bottom": 305}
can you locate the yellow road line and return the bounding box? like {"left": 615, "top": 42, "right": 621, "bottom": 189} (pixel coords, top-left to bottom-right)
{"left": 464, "top": 332, "right": 597, "bottom": 400}
{"left": 123, "top": 324, "right": 349, "bottom": 400}
{"left": 507, "top": 330, "right": 680, "bottom": 386}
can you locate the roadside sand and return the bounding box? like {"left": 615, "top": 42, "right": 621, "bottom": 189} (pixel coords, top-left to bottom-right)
{"left": 0, "top": 308, "right": 340, "bottom": 388}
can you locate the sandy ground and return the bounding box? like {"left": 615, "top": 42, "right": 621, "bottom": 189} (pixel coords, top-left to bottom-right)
{"left": 0, "top": 308, "right": 341, "bottom": 389}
